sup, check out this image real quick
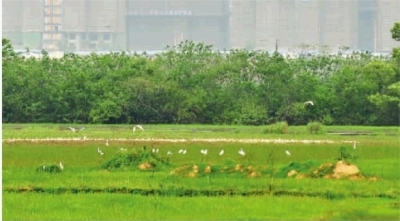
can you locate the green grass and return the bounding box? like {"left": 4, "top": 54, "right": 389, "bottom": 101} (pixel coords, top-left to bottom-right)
{"left": 2, "top": 123, "right": 400, "bottom": 220}
{"left": 3, "top": 193, "right": 399, "bottom": 221}
{"left": 2, "top": 123, "right": 400, "bottom": 141}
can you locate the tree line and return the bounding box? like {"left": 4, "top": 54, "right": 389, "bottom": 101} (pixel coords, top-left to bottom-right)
{"left": 2, "top": 26, "right": 400, "bottom": 125}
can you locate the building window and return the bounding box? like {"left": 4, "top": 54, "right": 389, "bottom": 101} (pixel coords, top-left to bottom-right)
{"left": 89, "top": 43, "right": 96, "bottom": 49}
{"left": 53, "top": 25, "right": 59, "bottom": 32}
{"left": 53, "top": 17, "right": 60, "bottom": 24}
{"left": 69, "top": 33, "right": 76, "bottom": 40}
{"left": 103, "top": 32, "right": 111, "bottom": 41}
{"left": 53, "top": 34, "right": 61, "bottom": 40}
{"left": 89, "top": 33, "right": 97, "bottom": 41}
{"left": 53, "top": 8, "right": 60, "bottom": 15}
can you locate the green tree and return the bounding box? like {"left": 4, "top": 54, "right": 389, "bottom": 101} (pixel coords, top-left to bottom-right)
{"left": 390, "top": 22, "right": 400, "bottom": 71}
{"left": 390, "top": 22, "right": 400, "bottom": 41}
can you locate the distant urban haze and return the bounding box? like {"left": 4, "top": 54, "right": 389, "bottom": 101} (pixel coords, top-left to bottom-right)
{"left": 2, "top": 0, "right": 400, "bottom": 52}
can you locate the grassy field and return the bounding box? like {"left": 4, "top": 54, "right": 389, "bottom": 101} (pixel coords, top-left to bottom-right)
{"left": 2, "top": 124, "right": 400, "bottom": 220}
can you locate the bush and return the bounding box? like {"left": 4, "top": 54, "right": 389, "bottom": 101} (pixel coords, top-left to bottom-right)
{"left": 101, "top": 148, "right": 172, "bottom": 171}
{"left": 36, "top": 164, "right": 62, "bottom": 173}
{"left": 263, "top": 121, "right": 289, "bottom": 134}
{"left": 336, "top": 145, "right": 358, "bottom": 162}
{"left": 307, "top": 121, "right": 323, "bottom": 134}
{"left": 275, "top": 161, "right": 318, "bottom": 178}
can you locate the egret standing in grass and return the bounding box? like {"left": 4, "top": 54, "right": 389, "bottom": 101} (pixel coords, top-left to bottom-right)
{"left": 68, "top": 127, "right": 77, "bottom": 133}
{"left": 219, "top": 149, "right": 224, "bottom": 156}
{"left": 238, "top": 148, "right": 245, "bottom": 156}
{"left": 105, "top": 139, "right": 109, "bottom": 146}
{"left": 182, "top": 149, "right": 187, "bottom": 154}
{"left": 59, "top": 162, "right": 64, "bottom": 170}
{"left": 167, "top": 151, "right": 173, "bottom": 155}
{"left": 304, "top": 101, "right": 314, "bottom": 106}
{"left": 353, "top": 141, "right": 357, "bottom": 149}
{"left": 98, "top": 147, "right": 104, "bottom": 155}
{"left": 200, "top": 149, "right": 208, "bottom": 155}
{"left": 285, "top": 150, "right": 291, "bottom": 156}
{"left": 133, "top": 125, "right": 144, "bottom": 132}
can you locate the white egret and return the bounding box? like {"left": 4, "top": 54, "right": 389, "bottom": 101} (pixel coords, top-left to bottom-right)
{"left": 285, "top": 150, "right": 291, "bottom": 156}
{"left": 182, "top": 149, "right": 187, "bottom": 154}
{"left": 200, "top": 149, "right": 208, "bottom": 155}
{"left": 80, "top": 127, "right": 85, "bottom": 131}
{"left": 97, "top": 147, "right": 104, "bottom": 155}
{"left": 105, "top": 139, "right": 109, "bottom": 146}
{"left": 120, "top": 147, "right": 127, "bottom": 151}
{"left": 59, "top": 162, "right": 64, "bottom": 170}
{"left": 68, "top": 127, "right": 77, "bottom": 132}
{"left": 152, "top": 148, "right": 156, "bottom": 153}
{"left": 304, "top": 101, "right": 314, "bottom": 106}
{"left": 167, "top": 151, "right": 173, "bottom": 155}
{"left": 353, "top": 141, "right": 356, "bottom": 149}
{"left": 178, "top": 149, "right": 184, "bottom": 154}
{"left": 156, "top": 148, "right": 159, "bottom": 153}
{"left": 238, "top": 148, "right": 245, "bottom": 156}
{"left": 133, "top": 125, "right": 144, "bottom": 132}
{"left": 219, "top": 149, "right": 224, "bottom": 156}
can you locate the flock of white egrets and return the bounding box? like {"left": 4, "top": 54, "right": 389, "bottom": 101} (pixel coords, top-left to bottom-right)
{"left": 67, "top": 124, "right": 297, "bottom": 158}
{"left": 66, "top": 117, "right": 360, "bottom": 172}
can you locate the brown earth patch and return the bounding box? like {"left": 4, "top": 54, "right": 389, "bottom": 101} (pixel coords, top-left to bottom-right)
{"left": 138, "top": 162, "right": 153, "bottom": 170}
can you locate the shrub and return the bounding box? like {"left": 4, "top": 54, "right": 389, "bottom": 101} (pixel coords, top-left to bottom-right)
{"left": 36, "top": 164, "right": 62, "bottom": 173}
{"left": 263, "top": 121, "right": 289, "bottom": 134}
{"left": 101, "top": 148, "right": 172, "bottom": 171}
{"left": 275, "top": 160, "right": 318, "bottom": 178}
{"left": 307, "top": 121, "right": 323, "bottom": 134}
{"left": 336, "top": 145, "right": 358, "bottom": 162}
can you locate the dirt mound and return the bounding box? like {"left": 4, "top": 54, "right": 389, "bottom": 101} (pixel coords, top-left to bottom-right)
{"left": 328, "top": 161, "right": 360, "bottom": 178}
{"left": 287, "top": 161, "right": 369, "bottom": 180}
{"left": 171, "top": 163, "right": 262, "bottom": 178}
{"left": 138, "top": 162, "right": 154, "bottom": 170}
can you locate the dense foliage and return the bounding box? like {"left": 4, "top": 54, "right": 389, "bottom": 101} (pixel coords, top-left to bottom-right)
{"left": 2, "top": 39, "right": 400, "bottom": 125}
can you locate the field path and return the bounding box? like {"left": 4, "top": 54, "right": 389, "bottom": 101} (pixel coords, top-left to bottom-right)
{"left": 2, "top": 137, "right": 356, "bottom": 144}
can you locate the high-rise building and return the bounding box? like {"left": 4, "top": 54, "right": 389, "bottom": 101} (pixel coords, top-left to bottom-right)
{"left": 125, "top": 0, "right": 229, "bottom": 50}
{"left": 2, "top": 0, "right": 399, "bottom": 52}
{"left": 2, "top": 0, "right": 43, "bottom": 49}
{"left": 375, "top": 0, "right": 400, "bottom": 52}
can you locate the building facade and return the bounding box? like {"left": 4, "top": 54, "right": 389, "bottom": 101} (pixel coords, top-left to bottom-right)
{"left": 2, "top": 0, "right": 399, "bottom": 52}
{"left": 125, "top": 0, "right": 229, "bottom": 50}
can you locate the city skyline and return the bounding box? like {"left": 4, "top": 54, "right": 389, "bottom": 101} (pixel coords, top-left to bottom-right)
{"left": 2, "top": 0, "right": 400, "bottom": 52}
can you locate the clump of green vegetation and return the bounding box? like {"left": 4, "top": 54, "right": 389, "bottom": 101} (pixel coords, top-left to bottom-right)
{"left": 263, "top": 121, "right": 289, "bottom": 134}
{"left": 275, "top": 160, "right": 318, "bottom": 178}
{"left": 307, "top": 121, "right": 323, "bottom": 134}
{"left": 337, "top": 145, "right": 358, "bottom": 162}
{"left": 36, "top": 164, "right": 62, "bottom": 173}
{"left": 310, "top": 163, "right": 335, "bottom": 178}
{"left": 101, "top": 148, "right": 172, "bottom": 171}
